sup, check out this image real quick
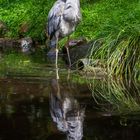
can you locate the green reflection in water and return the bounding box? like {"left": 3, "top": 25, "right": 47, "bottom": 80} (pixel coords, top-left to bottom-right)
{"left": 89, "top": 77, "right": 140, "bottom": 114}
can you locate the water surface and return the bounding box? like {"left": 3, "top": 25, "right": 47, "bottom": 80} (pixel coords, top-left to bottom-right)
{"left": 0, "top": 68, "right": 140, "bottom": 140}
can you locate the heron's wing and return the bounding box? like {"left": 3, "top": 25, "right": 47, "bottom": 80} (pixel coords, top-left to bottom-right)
{"left": 63, "top": 1, "right": 82, "bottom": 23}
{"left": 47, "top": 1, "right": 65, "bottom": 39}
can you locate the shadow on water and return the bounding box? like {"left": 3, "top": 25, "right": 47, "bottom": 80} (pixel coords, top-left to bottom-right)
{"left": 0, "top": 71, "right": 140, "bottom": 139}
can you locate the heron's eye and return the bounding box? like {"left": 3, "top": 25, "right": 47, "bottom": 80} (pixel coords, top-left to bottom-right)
{"left": 66, "top": 5, "right": 72, "bottom": 9}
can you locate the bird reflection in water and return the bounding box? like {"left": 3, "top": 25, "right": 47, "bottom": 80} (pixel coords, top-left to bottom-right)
{"left": 49, "top": 79, "right": 85, "bottom": 140}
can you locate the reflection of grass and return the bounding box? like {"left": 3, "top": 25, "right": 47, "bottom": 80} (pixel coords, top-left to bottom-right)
{"left": 0, "top": 52, "right": 88, "bottom": 84}
{"left": 89, "top": 78, "right": 140, "bottom": 114}
{"left": 0, "top": 52, "right": 50, "bottom": 77}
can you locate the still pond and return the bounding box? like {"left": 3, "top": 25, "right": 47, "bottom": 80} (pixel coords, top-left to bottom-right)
{"left": 0, "top": 60, "right": 140, "bottom": 140}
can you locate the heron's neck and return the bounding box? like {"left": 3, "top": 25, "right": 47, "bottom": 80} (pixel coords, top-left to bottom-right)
{"left": 60, "top": 0, "right": 66, "bottom": 2}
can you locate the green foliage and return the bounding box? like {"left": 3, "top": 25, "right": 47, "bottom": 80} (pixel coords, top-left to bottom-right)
{"left": 0, "top": 0, "right": 140, "bottom": 40}
{"left": 79, "top": 0, "right": 140, "bottom": 39}
{"left": 89, "top": 33, "right": 140, "bottom": 80}
{"left": 0, "top": 0, "right": 54, "bottom": 39}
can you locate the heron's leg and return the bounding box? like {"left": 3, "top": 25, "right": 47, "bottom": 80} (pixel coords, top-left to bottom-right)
{"left": 65, "top": 36, "right": 71, "bottom": 68}
{"left": 55, "top": 48, "right": 58, "bottom": 68}
{"left": 67, "top": 68, "right": 71, "bottom": 80}
{"left": 55, "top": 37, "right": 59, "bottom": 79}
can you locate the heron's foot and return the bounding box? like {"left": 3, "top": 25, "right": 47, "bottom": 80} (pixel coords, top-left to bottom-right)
{"left": 68, "top": 64, "right": 71, "bottom": 69}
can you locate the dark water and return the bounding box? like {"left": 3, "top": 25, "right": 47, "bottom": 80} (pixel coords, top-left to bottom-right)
{"left": 0, "top": 73, "right": 140, "bottom": 140}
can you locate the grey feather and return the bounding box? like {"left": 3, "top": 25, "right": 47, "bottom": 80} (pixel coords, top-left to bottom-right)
{"left": 47, "top": 0, "right": 82, "bottom": 48}
{"left": 63, "top": 0, "right": 82, "bottom": 23}
{"left": 48, "top": 0, "right": 65, "bottom": 39}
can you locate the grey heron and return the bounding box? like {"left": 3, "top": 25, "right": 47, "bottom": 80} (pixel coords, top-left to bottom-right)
{"left": 47, "top": 0, "right": 82, "bottom": 78}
